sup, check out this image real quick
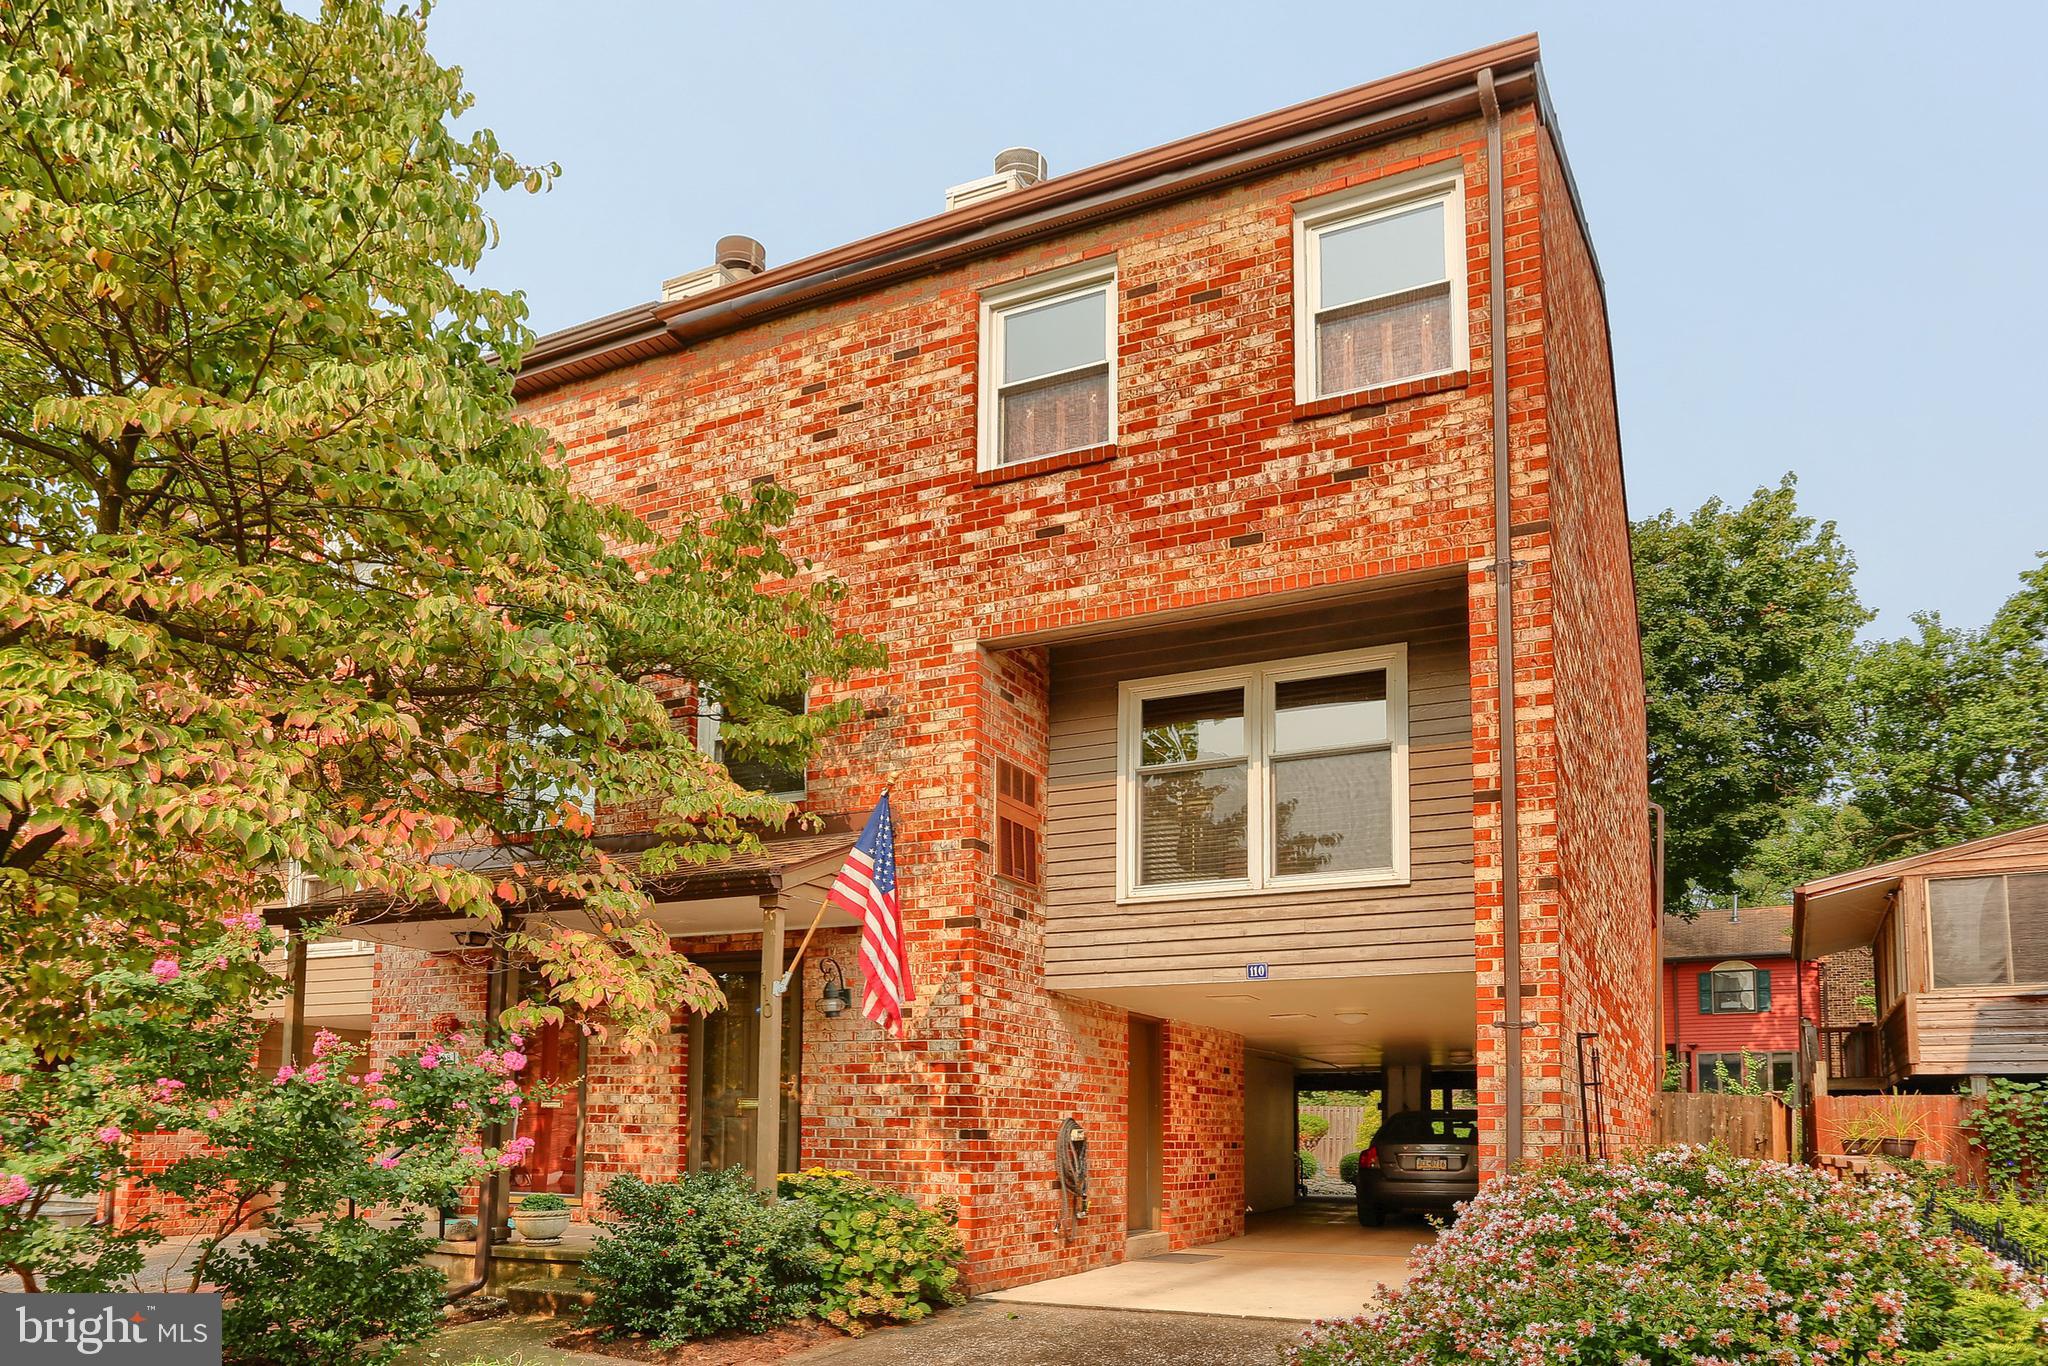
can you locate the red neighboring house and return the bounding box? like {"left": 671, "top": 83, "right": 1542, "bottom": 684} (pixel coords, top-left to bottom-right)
{"left": 269, "top": 35, "right": 1658, "bottom": 1292}
{"left": 1662, "top": 906, "right": 1818, "bottom": 1093}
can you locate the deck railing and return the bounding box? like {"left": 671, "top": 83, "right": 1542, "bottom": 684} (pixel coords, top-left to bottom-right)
{"left": 1819, "top": 1023, "right": 1890, "bottom": 1084}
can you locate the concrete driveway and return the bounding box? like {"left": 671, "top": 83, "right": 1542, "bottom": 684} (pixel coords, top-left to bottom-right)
{"left": 980, "top": 1202, "right": 1429, "bottom": 1322}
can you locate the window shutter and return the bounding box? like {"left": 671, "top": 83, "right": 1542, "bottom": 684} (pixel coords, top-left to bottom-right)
{"left": 995, "top": 758, "right": 1042, "bottom": 887}
{"left": 1697, "top": 973, "right": 1714, "bottom": 1015}
{"left": 1755, "top": 970, "right": 1773, "bottom": 1013}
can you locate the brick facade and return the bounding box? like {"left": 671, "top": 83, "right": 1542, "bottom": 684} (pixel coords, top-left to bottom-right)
{"left": 355, "top": 46, "right": 1649, "bottom": 1291}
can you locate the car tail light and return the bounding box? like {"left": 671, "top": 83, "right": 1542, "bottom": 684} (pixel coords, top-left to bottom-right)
{"left": 1360, "top": 1146, "right": 1378, "bottom": 1169}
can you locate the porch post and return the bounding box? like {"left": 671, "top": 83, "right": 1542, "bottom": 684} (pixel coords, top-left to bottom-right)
{"left": 280, "top": 928, "right": 310, "bottom": 1065}
{"left": 755, "top": 889, "right": 785, "bottom": 1194}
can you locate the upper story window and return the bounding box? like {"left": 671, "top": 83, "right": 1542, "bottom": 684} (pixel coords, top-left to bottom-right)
{"left": 1116, "top": 645, "right": 1409, "bottom": 901}
{"left": 1698, "top": 960, "right": 1770, "bottom": 1014}
{"left": 698, "top": 690, "right": 809, "bottom": 800}
{"left": 506, "top": 722, "right": 595, "bottom": 831}
{"left": 1293, "top": 171, "right": 1466, "bottom": 403}
{"left": 1929, "top": 872, "right": 2048, "bottom": 989}
{"left": 978, "top": 263, "right": 1116, "bottom": 469}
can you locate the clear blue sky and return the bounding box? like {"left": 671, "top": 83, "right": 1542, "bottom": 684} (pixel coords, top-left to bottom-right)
{"left": 427, "top": 1, "right": 2047, "bottom": 636}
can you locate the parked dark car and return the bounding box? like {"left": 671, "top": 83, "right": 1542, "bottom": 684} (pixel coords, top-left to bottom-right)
{"left": 1355, "top": 1108, "right": 1478, "bottom": 1225}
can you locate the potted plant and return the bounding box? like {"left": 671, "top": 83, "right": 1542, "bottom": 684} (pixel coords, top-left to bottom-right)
{"left": 1844, "top": 1096, "right": 1926, "bottom": 1159}
{"left": 512, "top": 1193, "right": 572, "bottom": 1244}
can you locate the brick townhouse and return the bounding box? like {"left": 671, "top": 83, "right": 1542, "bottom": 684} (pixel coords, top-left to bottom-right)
{"left": 300, "top": 35, "right": 1658, "bottom": 1289}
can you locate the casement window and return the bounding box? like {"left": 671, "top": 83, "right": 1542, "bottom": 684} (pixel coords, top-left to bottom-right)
{"left": 1929, "top": 873, "right": 2048, "bottom": 988}
{"left": 994, "top": 757, "right": 1042, "bottom": 887}
{"left": 1293, "top": 172, "right": 1466, "bottom": 402}
{"left": 1697, "top": 960, "right": 1771, "bottom": 1014}
{"left": 1116, "top": 645, "right": 1409, "bottom": 900}
{"left": 978, "top": 263, "right": 1116, "bottom": 469}
{"left": 697, "top": 690, "right": 809, "bottom": 800}
{"left": 1696, "top": 1050, "right": 1795, "bottom": 1094}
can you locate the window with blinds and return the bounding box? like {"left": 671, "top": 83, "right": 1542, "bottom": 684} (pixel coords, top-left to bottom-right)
{"left": 1930, "top": 873, "right": 2048, "bottom": 988}
{"left": 995, "top": 758, "right": 1042, "bottom": 887}
{"left": 1117, "top": 646, "right": 1409, "bottom": 899}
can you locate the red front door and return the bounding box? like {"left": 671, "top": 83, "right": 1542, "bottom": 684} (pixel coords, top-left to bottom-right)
{"left": 511, "top": 1021, "right": 583, "bottom": 1194}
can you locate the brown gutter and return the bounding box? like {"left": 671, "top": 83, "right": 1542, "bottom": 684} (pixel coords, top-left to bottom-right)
{"left": 1478, "top": 66, "right": 1526, "bottom": 1172}
{"left": 515, "top": 35, "right": 1542, "bottom": 396}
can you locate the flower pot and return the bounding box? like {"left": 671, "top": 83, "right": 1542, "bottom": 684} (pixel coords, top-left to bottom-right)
{"left": 512, "top": 1209, "right": 572, "bottom": 1244}
{"left": 1841, "top": 1138, "right": 1881, "bottom": 1156}
{"left": 1877, "top": 1137, "right": 1918, "bottom": 1159}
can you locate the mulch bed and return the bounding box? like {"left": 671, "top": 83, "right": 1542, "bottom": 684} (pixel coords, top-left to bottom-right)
{"left": 439, "top": 1295, "right": 510, "bottom": 1327}
{"left": 549, "top": 1321, "right": 839, "bottom": 1363}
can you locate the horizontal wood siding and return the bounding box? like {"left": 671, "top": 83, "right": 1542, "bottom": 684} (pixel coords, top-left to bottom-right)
{"left": 1043, "top": 587, "right": 1473, "bottom": 990}
{"left": 257, "top": 948, "right": 375, "bottom": 1022}
{"left": 1907, "top": 990, "right": 2048, "bottom": 1076}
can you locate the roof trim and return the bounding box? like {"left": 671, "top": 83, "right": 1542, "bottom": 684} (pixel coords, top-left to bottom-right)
{"left": 1794, "top": 821, "right": 2048, "bottom": 898}
{"left": 514, "top": 35, "right": 1542, "bottom": 397}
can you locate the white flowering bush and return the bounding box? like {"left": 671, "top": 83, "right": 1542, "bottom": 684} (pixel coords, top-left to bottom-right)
{"left": 1289, "top": 1146, "right": 2046, "bottom": 1365}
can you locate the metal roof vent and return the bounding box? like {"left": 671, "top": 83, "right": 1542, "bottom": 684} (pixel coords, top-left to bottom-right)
{"left": 945, "top": 148, "right": 1048, "bottom": 211}
{"left": 662, "top": 236, "right": 768, "bottom": 302}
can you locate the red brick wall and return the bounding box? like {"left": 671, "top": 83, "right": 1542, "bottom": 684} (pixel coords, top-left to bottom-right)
{"left": 1819, "top": 947, "right": 1877, "bottom": 1028}
{"left": 1159, "top": 1022, "right": 1245, "bottom": 1249}
{"left": 1532, "top": 123, "right": 1659, "bottom": 1158}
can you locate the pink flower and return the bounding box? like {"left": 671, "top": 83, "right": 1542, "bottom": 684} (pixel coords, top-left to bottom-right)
{"left": 220, "top": 909, "right": 263, "bottom": 932}
{"left": 362, "top": 1070, "right": 383, "bottom": 1086}
{"left": 149, "top": 1078, "right": 185, "bottom": 1103}
{"left": 312, "top": 1030, "right": 341, "bottom": 1058}
{"left": 371, "top": 1097, "right": 398, "bottom": 1111}
{"left": 500, "top": 1050, "right": 527, "bottom": 1074}
{"left": 149, "top": 958, "right": 180, "bottom": 982}
{"left": 417, "top": 1051, "right": 440, "bottom": 1070}
{"left": 273, "top": 1065, "right": 296, "bottom": 1084}
{"left": 0, "top": 1174, "right": 31, "bottom": 1207}
{"left": 506, "top": 1033, "right": 525, "bottom": 1049}
{"left": 96, "top": 1125, "right": 124, "bottom": 1145}
{"left": 370, "top": 1155, "right": 399, "bottom": 1170}
{"left": 299, "top": 1063, "right": 327, "bottom": 1085}
{"left": 205, "top": 1106, "right": 220, "bottom": 1120}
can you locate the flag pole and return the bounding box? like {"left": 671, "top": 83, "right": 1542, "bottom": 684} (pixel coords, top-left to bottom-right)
{"left": 772, "top": 784, "right": 893, "bottom": 999}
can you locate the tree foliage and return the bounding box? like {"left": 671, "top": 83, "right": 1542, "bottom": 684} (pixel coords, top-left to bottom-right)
{"left": 0, "top": 0, "right": 880, "bottom": 1053}
{"left": 1632, "top": 477, "right": 1868, "bottom": 901}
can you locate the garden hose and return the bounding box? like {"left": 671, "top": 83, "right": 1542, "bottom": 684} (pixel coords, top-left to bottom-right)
{"left": 1056, "top": 1116, "right": 1090, "bottom": 1239}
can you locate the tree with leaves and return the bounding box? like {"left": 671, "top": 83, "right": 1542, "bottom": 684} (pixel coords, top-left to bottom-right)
{"left": 0, "top": 0, "right": 881, "bottom": 1058}
{"left": 1632, "top": 477, "right": 1868, "bottom": 903}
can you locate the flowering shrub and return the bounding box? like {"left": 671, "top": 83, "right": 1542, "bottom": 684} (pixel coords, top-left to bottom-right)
{"left": 0, "top": 920, "right": 537, "bottom": 1364}
{"left": 1288, "top": 1146, "right": 2043, "bottom": 1365}
{"left": 581, "top": 1172, "right": 823, "bottom": 1345}
{"left": 778, "top": 1168, "right": 964, "bottom": 1334}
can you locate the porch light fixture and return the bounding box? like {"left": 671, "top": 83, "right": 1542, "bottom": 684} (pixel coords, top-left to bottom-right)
{"left": 818, "top": 958, "right": 852, "bottom": 1018}
{"left": 452, "top": 929, "right": 492, "bottom": 949}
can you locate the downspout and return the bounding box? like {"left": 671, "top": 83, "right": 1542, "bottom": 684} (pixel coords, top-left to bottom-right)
{"left": 1651, "top": 802, "right": 1667, "bottom": 1078}
{"left": 445, "top": 940, "right": 510, "bottom": 1301}
{"left": 1478, "top": 67, "right": 1524, "bottom": 1171}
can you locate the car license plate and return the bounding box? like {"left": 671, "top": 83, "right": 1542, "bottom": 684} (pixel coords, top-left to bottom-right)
{"left": 1414, "top": 1155, "right": 1450, "bottom": 1171}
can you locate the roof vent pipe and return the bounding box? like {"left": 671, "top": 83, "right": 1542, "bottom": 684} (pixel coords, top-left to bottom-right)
{"left": 944, "top": 149, "right": 1050, "bottom": 211}
{"left": 715, "top": 235, "right": 768, "bottom": 277}
{"left": 993, "top": 147, "right": 1048, "bottom": 186}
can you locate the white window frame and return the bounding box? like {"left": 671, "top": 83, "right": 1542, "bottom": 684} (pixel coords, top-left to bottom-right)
{"left": 696, "top": 694, "right": 809, "bottom": 802}
{"left": 976, "top": 260, "right": 1118, "bottom": 471}
{"left": 307, "top": 938, "right": 375, "bottom": 958}
{"left": 1114, "top": 644, "right": 1410, "bottom": 903}
{"left": 1292, "top": 169, "right": 1468, "bottom": 404}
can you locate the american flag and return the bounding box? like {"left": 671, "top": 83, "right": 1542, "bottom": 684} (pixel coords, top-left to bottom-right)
{"left": 826, "top": 793, "right": 912, "bottom": 1037}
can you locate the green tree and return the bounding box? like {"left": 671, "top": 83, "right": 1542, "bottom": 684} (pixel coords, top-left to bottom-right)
{"left": 1632, "top": 477, "right": 1868, "bottom": 901}
{"left": 1844, "top": 557, "right": 2048, "bottom": 859}
{"left": 0, "top": 0, "right": 881, "bottom": 1054}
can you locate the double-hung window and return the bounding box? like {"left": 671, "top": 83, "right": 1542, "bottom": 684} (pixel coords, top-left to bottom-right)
{"left": 1698, "top": 961, "right": 1770, "bottom": 1014}
{"left": 979, "top": 263, "right": 1116, "bottom": 469}
{"left": 1294, "top": 172, "right": 1466, "bottom": 402}
{"left": 697, "top": 690, "right": 809, "bottom": 800}
{"left": 1117, "top": 646, "right": 1408, "bottom": 900}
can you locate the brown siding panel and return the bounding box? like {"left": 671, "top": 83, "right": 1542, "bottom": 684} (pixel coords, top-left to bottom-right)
{"left": 1043, "top": 589, "right": 1473, "bottom": 989}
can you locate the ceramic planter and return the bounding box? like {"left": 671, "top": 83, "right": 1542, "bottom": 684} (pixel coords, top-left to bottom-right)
{"left": 1877, "top": 1137, "right": 1918, "bottom": 1159}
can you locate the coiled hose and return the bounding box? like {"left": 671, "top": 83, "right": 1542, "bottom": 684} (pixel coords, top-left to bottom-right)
{"left": 1056, "top": 1116, "right": 1089, "bottom": 1239}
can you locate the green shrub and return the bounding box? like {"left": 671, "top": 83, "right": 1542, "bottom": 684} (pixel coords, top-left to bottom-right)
{"left": 582, "top": 1172, "right": 822, "bottom": 1345}
{"left": 778, "top": 1169, "right": 964, "bottom": 1335}
{"left": 1967, "top": 1081, "right": 2048, "bottom": 1199}
{"left": 1945, "top": 1192, "right": 2048, "bottom": 1266}
{"left": 1339, "top": 1149, "right": 1361, "bottom": 1187}
{"left": 210, "top": 1218, "right": 444, "bottom": 1366}
{"left": 516, "top": 1193, "right": 568, "bottom": 1212}
{"left": 1296, "top": 1150, "right": 1319, "bottom": 1180}
{"left": 1288, "top": 1146, "right": 2040, "bottom": 1365}
{"left": 1904, "top": 1290, "right": 2048, "bottom": 1363}
{"left": 1298, "top": 1113, "right": 1332, "bottom": 1144}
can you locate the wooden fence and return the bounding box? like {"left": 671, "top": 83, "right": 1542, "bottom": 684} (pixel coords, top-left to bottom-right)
{"left": 1812, "top": 1092, "right": 1987, "bottom": 1186}
{"left": 1300, "top": 1104, "right": 1373, "bottom": 1175}
{"left": 1655, "top": 1092, "right": 1794, "bottom": 1162}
